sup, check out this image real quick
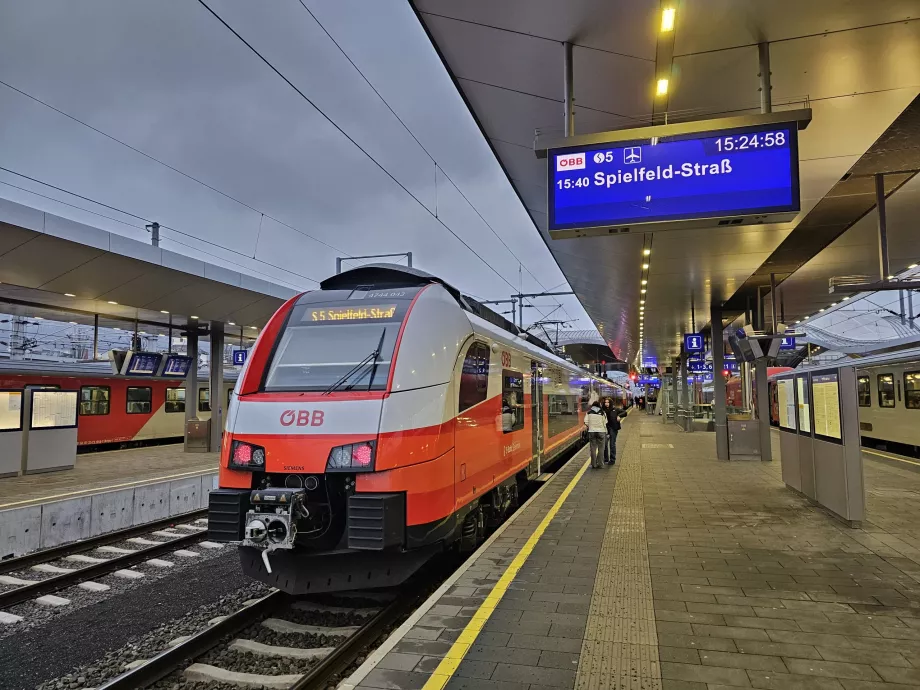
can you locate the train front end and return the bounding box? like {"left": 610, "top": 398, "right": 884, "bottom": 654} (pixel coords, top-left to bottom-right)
{"left": 207, "top": 284, "right": 438, "bottom": 593}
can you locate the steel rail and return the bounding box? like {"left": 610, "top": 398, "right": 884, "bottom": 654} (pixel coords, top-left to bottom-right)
{"left": 0, "top": 507, "right": 208, "bottom": 575}
{"left": 96, "top": 590, "right": 288, "bottom": 689}
{"left": 0, "top": 531, "right": 205, "bottom": 608}
{"left": 289, "top": 594, "right": 411, "bottom": 690}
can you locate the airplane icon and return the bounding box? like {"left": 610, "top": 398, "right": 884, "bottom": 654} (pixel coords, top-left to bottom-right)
{"left": 624, "top": 147, "right": 641, "bottom": 164}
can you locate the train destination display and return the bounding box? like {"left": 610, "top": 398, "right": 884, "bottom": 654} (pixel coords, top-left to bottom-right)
{"left": 548, "top": 122, "right": 799, "bottom": 232}
{"left": 308, "top": 305, "right": 397, "bottom": 322}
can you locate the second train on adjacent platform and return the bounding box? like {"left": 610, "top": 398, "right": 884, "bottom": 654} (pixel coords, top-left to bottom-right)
{"left": 208, "top": 265, "right": 629, "bottom": 593}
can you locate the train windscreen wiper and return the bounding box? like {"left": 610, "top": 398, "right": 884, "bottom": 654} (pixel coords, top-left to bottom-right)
{"left": 321, "top": 329, "right": 387, "bottom": 395}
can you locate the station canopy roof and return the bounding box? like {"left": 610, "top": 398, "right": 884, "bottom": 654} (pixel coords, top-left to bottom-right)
{"left": 414, "top": 1, "right": 920, "bottom": 365}
{"left": 0, "top": 197, "right": 296, "bottom": 332}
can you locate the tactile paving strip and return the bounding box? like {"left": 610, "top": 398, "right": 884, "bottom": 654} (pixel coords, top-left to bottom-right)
{"left": 575, "top": 429, "right": 662, "bottom": 690}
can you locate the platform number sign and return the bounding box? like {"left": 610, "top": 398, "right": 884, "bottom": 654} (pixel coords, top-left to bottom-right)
{"left": 780, "top": 336, "right": 796, "bottom": 350}
{"left": 232, "top": 349, "right": 248, "bottom": 366}
{"left": 683, "top": 333, "right": 704, "bottom": 353}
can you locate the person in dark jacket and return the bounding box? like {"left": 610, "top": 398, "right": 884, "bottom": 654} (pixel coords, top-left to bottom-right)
{"left": 601, "top": 397, "right": 622, "bottom": 465}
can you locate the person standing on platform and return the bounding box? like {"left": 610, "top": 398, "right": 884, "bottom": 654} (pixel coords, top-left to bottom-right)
{"left": 601, "top": 397, "right": 622, "bottom": 465}
{"left": 584, "top": 400, "right": 607, "bottom": 469}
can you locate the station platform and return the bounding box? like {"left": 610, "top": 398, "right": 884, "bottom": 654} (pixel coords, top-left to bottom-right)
{"left": 343, "top": 413, "right": 920, "bottom": 690}
{"left": 0, "top": 444, "right": 218, "bottom": 510}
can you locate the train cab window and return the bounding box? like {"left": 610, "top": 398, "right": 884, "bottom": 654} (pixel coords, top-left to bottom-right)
{"left": 79, "top": 386, "right": 110, "bottom": 416}
{"left": 857, "top": 376, "right": 871, "bottom": 408}
{"left": 501, "top": 370, "right": 525, "bottom": 433}
{"left": 126, "top": 387, "right": 152, "bottom": 414}
{"left": 458, "top": 343, "right": 489, "bottom": 412}
{"left": 878, "top": 374, "right": 896, "bottom": 408}
{"left": 165, "top": 387, "right": 186, "bottom": 414}
{"left": 905, "top": 372, "right": 920, "bottom": 410}
{"left": 198, "top": 388, "right": 210, "bottom": 413}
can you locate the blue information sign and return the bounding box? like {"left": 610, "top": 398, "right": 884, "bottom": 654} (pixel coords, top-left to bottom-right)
{"left": 780, "top": 336, "right": 796, "bottom": 350}
{"left": 548, "top": 123, "right": 799, "bottom": 231}
{"left": 232, "top": 349, "right": 248, "bottom": 366}
{"left": 684, "top": 333, "right": 704, "bottom": 353}
{"left": 688, "top": 361, "right": 714, "bottom": 374}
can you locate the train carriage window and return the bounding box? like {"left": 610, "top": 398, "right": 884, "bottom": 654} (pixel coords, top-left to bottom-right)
{"left": 878, "top": 374, "right": 896, "bottom": 408}
{"left": 501, "top": 369, "right": 525, "bottom": 433}
{"left": 856, "top": 376, "right": 871, "bottom": 408}
{"left": 547, "top": 394, "right": 579, "bottom": 437}
{"left": 905, "top": 372, "right": 920, "bottom": 410}
{"left": 198, "top": 388, "right": 210, "bottom": 412}
{"left": 126, "top": 387, "right": 152, "bottom": 414}
{"left": 165, "top": 387, "right": 186, "bottom": 414}
{"left": 79, "top": 386, "right": 110, "bottom": 416}
{"left": 458, "top": 342, "right": 489, "bottom": 412}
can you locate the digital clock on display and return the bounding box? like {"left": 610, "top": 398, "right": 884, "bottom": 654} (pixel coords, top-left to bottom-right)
{"left": 547, "top": 121, "right": 800, "bottom": 232}
{"left": 308, "top": 305, "right": 397, "bottom": 322}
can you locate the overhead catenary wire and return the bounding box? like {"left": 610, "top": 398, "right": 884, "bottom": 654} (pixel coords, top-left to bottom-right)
{"left": 198, "top": 0, "right": 560, "bottom": 326}
{"left": 297, "top": 2, "right": 569, "bottom": 308}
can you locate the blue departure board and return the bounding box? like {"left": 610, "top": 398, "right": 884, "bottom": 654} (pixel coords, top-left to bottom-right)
{"left": 125, "top": 352, "right": 162, "bottom": 376}
{"left": 548, "top": 123, "right": 799, "bottom": 231}
{"left": 162, "top": 355, "right": 193, "bottom": 377}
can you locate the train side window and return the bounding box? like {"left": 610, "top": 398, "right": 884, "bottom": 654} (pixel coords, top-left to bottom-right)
{"left": 458, "top": 342, "right": 489, "bottom": 412}
{"left": 198, "top": 388, "right": 210, "bottom": 412}
{"left": 877, "top": 374, "right": 895, "bottom": 408}
{"left": 905, "top": 372, "right": 920, "bottom": 410}
{"left": 79, "top": 386, "right": 110, "bottom": 416}
{"left": 501, "top": 369, "right": 525, "bottom": 433}
{"left": 856, "top": 376, "right": 871, "bottom": 408}
{"left": 126, "top": 387, "right": 152, "bottom": 414}
{"left": 165, "top": 387, "right": 186, "bottom": 414}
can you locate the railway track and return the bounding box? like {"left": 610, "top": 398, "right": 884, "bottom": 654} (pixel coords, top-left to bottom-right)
{"left": 0, "top": 510, "right": 217, "bottom": 616}
{"left": 97, "top": 587, "right": 415, "bottom": 690}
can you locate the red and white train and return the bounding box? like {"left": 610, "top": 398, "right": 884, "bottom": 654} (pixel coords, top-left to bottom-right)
{"left": 0, "top": 361, "right": 235, "bottom": 450}
{"left": 208, "top": 265, "right": 628, "bottom": 593}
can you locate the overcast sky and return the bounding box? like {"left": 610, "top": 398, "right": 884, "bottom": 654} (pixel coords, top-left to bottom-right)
{"left": 0, "top": 0, "right": 595, "bottom": 333}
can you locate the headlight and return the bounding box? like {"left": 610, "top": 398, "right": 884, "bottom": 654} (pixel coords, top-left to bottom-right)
{"left": 326, "top": 440, "right": 375, "bottom": 472}
{"left": 229, "top": 440, "right": 266, "bottom": 470}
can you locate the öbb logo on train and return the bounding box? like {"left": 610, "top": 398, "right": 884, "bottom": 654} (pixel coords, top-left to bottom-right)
{"left": 556, "top": 152, "right": 585, "bottom": 171}
{"left": 279, "top": 409, "right": 325, "bottom": 427}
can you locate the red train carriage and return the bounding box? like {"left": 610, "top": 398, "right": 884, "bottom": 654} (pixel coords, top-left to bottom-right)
{"left": 0, "top": 361, "right": 234, "bottom": 450}
{"left": 207, "top": 265, "right": 628, "bottom": 593}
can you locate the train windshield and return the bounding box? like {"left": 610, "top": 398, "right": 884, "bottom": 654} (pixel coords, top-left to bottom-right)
{"left": 263, "top": 299, "right": 408, "bottom": 392}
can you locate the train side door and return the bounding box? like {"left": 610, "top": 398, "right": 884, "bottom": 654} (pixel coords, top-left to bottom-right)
{"left": 530, "top": 360, "right": 544, "bottom": 477}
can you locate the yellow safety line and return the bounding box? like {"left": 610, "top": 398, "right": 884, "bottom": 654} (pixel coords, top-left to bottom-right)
{"left": 422, "top": 458, "right": 591, "bottom": 690}
{"left": 863, "top": 448, "right": 920, "bottom": 468}
{"left": 0, "top": 467, "right": 217, "bottom": 509}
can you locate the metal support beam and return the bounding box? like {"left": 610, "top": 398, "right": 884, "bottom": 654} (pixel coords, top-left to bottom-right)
{"left": 184, "top": 324, "right": 199, "bottom": 448}
{"left": 758, "top": 42, "right": 772, "bottom": 114}
{"left": 680, "top": 352, "right": 691, "bottom": 432}
{"left": 92, "top": 314, "right": 99, "bottom": 361}
{"left": 770, "top": 273, "right": 778, "bottom": 334}
{"left": 876, "top": 173, "right": 890, "bottom": 282}
{"left": 563, "top": 41, "right": 575, "bottom": 137}
{"left": 712, "top": 306, "right": 728, "bottom": 460}
{"left": 755, "top": 359, "right": 772, "bottom": 461}
{"left": 209, "top": 321, "right": 225, "bottom": 453}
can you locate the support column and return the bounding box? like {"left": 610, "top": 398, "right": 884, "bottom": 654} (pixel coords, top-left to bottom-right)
{"left": 184, "top": 323, "right": 199, "bottom": 452}
{"left": 711, "top": 306, "right": 729, "bottom": 460}
{"left": 563, "top": 41, "right": 575, "bottom": 137}
{"left": 876, "top": 174, "right": 890, "bottom": 281}
{"left": 758, "top": 42, "right": 772, "bottom": 114}
{"left": 209, "top": 320, "right": 225, "bottom": 453}
{"left": 680, "top": 353, "right": 691, "bottom": 432}
{"left": 755, "top": 359, "right": 772, "bottom": 461}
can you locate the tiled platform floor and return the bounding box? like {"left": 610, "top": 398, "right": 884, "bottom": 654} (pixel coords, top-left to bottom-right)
{"left": 0, "top": 444, "right": 218, "bottom": 509}
{"left": 343, "top": 414, "right": 920, "bottom": 690}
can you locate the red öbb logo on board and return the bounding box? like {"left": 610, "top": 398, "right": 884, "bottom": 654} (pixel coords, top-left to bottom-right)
{"left": 279, "top": 410, "right": 325, "bottom": 427}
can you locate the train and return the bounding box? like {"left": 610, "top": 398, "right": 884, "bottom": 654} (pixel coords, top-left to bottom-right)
{"left": 0, "top": 361, "right": 235, "bottom": 450}
{"left": 852, "top": 358, "right": 920, "bottom": 455}
{"left": 207, "top": 265, "right": 630, "bottom": 594}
